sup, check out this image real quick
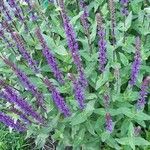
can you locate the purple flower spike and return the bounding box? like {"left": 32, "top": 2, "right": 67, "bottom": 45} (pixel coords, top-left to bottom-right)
{"left": 73, "top": 78, "right": 85, "bottom": 109}
{"left": 120, "top": 0, "right": 129, "bottom": 16}
{"left": 0, "top": 1, "right": 13, "bottom": 22}
{"left": 129, "top": 37, "right": 141, "bottom": 86}
{"left": 0, "top": 111, "right": 26, "bottom": 132}
{"left": 79, "top": 0, "right": 89, "bottom": 33}
{"left": 121, "top": 7, "right": 129, "bottom": 16}
{"left": 108, "top": 0, "right": 116, "bottom": 45}
{"left": 43, "top": 77, "right": 71, "bottom": 117}
{"left": 11, "top": 108, "right": 31, "bottom": 124}
{"left": 137, "top": 76, "right": 150, "bottom": 110}
{"left": 7, "top": 0, "right": 24, "bottom": 23}
{"left": 12, "top": 32, "right": 39, "bottom": 73}
{"left": 120, "top": 0, "right": 129, "bottom": 6}
{"left": 105, "top": 113, "right": 113, "bottom": 133}
{"left": 35, "top": 28, "right": 64, "bottom": 84}
{"left": 1, "top": 85, "right": 44, "bottom": 124}
{"left": 25, "top": 0, "right": 37, "bottom": 21}
{"left": 103, "top": 94, "right": 110, "bottom": 108}
{"left": 96, "top": 13, "right": 107, "bottom": 72}
{"left": 59, "top": 0, "right": 87, "bottom": 88}
{"left": 1, "top": 57, "right": 44, "bottom": 109}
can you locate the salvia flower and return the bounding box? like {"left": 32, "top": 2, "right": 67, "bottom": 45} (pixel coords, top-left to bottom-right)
{"left": 120, "top": 0, "right": 129, "bottom": 6}
{"left": 0, "top": 85, "right": 44, "bottom": 124}
{"left": 11, "top": 107, "right": 31, "bottom": 124}
{"left": 12, "top": 32, "right": 39, "bottom": 73}
{"left": 108, "top": 0, "right": 116, "bottom": 45}
{"left": 25, "top": 0, "right": 37, "bottom": 21}
{"left": 0, "top": 111, "right": 26, "bottom": 132}
{"left": 79, "top": 0, "right": 89, "bottom": 34}
{"left": 0, "top": 27, "right": 13, "bottom": 48}
{"left": 73, "top": 78, "right": 85, "bottom": 109}
{"left": 59, "top": 0, "right": 87, "bottom": 87}
{"left": 0, "top": 1, "right": 13, "bottom": 22}
{"left": 103, "top": 94, "right": 110, "bottom": 108}
{"left": 43, "top": 77, "right": 71, "bottom": 117}
{"left": 35, "top": 28, "right": 64, "bottom": 84}
{"left": 136, "top": 76, "right": 150, "bottom": 110}
{"left": 134, "top": 126, "right": 141, "bottom": 136}
{"left": 120, "top": 0, "right": 129, "bottom": 16}
{"left": 105, "top": 112, "right": 113, "bottom": 133}
{"left": 129, "top": 37, "right": 141, "bottom": 86}
{"left": 7, "top": 0, "right": 24, "bottom": 23}
{"left": 1, "top": 56, "right": 44, "bottom": 109}
{"left": 96, "top": 13, "right": 107, "bottom": 72}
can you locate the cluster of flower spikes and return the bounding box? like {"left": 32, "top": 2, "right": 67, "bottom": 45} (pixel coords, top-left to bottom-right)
{"left": 1, "top": 56, "right": 45, "bottom": 109}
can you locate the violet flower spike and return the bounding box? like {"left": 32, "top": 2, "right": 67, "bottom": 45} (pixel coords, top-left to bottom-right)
{"left": 79, "top": 0, "right": 89, "bottom": 33}
{"left": 25, "top": 0, "right": 37, "bottom": 21}
{"left": 120, "top": 0, "right": 129, "bottom": 16}
{"left": 105, "top": 113, "right": 113, "bottom": 133}
{"left": 1, "top": 57, "right": 44, "bottom": 109}
{"left": 129, "top": 37, "right": 141, "bottom": 86}
{"left": 43, "top": 77, "right": 71, "bottom": 117}
{"left": 108, "top": 0, "right": 116, "bottom": 45}
{"left": 35, "top": 28, "right": 64, "bottom": 84}
{"left": 0, "top": 111, "right": 26, "bottom": 132}
{"left": 0, "top": 1, "right": 13, "bottom": 22}
{"left": 0, "top": 28, "right": 13, "bottom": 48}
{"left": 73, "top": 78, "right": 85, "bottom": 109}
{"left": 7, "top": 0, "right": 24, "bottom": 23}
{"left": 11, "top": 108, "right": 31, "bottom": 124}
{"left": 136, "top": 76, "right": 150, "bottom": 110}
{"left": 0, "top": 85, "right": 44, "bottom": 124}
{"left": 59, "top": 0, "right": 87, "bottom": 87}
{"left": 96, "top": 13, "right": 107, "bottom": 72}
{"left": 12, "top": 32, "right": 39, "bottom": 73}
{"left": 103, "top": 94, "right": 110, "bottom": 108}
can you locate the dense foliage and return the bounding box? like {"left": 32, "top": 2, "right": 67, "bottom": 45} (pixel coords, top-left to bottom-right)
{"left": 0, "top": 0, "right": 150, "bottom": 149}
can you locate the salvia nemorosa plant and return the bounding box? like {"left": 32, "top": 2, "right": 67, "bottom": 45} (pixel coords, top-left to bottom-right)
{"left": 0, "top": 0, "right": 150, "bottom": 149}
{"left": 0, "top": 82, "right": 44, "bottom": 124}
{"left": 0, "top": 111, "right": 26, "bottom": 132}
{"left": 96, "top": 13, "right": 107, "bottom": 72}
{"left": 129, "top": 36, "right": 141, "bottom": 86}
{"left": 43, "top": 76, "right": 71, "bottom": 117}
{"left": 58, "top": 0, "right": 87, "bottom": 88}
{"left": 35, "top": 28, "right": 64, "bottom": 84}
{"left": 108, "top": 0, "right": 116, "bottom": 45}
{"left": 136, "top": 76, "right": 150, "bottom": 110}
{"left": 0, "top": 56, "right": 45, "bottom": 109}
{"left": 120, "top": 0, "right": 129, "bottom": 16}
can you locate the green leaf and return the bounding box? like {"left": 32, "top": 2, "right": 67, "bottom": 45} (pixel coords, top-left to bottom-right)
{"left": 71, "top": 11, "right": 84, "bottom": 25}
{"left": 125, "top": 12, "right": 132, "bottom": 31}
{"left": 101, "top": 131, "right": 110, "bottom": 142}
{"left": 119, "top": 52, "right": 129, "bottom": 66}
{"left": 71, "top": 112, "right": 87, "bottom": 126}
{"left": 90, "top": 21, "right": 97, "bottom": 42}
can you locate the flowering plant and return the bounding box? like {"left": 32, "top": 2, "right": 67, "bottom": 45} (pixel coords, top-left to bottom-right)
{"left": 0, "top": 0, "right": 150, "bottom": 149}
